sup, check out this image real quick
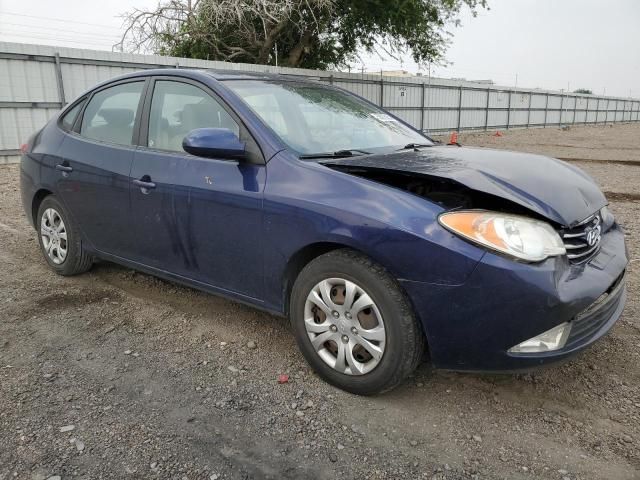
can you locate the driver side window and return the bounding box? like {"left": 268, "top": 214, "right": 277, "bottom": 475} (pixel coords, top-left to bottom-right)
{"left": 148, "top": 80, "right": 239, "bottom": 153}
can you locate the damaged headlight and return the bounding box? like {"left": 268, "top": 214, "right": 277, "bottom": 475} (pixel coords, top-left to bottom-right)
{"left": 438, "top": 210, "right": 566, "bottom": 262}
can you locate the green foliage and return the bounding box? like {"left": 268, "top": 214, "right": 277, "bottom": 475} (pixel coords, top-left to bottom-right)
{"left": 121, "top": 0, "right": 487, "bottom": 69}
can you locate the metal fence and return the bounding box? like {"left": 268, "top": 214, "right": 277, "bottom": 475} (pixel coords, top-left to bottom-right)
{"left": 2, "top": 41, "right": 640, "bottom": 164}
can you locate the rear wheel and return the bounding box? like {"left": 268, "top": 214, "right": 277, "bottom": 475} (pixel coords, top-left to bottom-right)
{"left": 36, "top": 196, "right": 93, "bottom": 276}
{"left": 289, "top": 249, "right": 425, "bottom": 395}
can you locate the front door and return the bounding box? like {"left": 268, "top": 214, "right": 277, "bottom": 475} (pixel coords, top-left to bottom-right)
{"left": 56, "top": 80, "right": 146, "bottom": 257}
{"left": 129, "top": 78, "right": 265, "bottom": 300}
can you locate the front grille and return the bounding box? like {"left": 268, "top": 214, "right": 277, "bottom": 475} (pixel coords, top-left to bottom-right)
{"left": 561, "top": 213, "right": 602, "bottom": 264}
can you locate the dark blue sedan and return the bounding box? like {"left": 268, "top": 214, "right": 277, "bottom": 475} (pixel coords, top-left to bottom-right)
{"left": 20, "top": 69, "right": 628, "bottom": 394}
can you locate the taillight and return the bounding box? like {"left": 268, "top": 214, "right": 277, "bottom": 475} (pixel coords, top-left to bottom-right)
{"left": 21, "top": 132, "right": 38, "bottom": 154}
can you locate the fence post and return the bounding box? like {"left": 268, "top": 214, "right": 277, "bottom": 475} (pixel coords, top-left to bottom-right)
{"left": 526, "top": 91, "right": 532, "bottom": 128}
{"left": 595, "top": 97, "right": 600, "bottom": 124}
{"left": 573, "top": 95, "right": 577, "bottom": 125}
{"left": 559, "top": 94, "right": 565, "bottom": 127}
{"left": 379, "top": 76, "right": 384, "bottom": 107}
{"left": 53, "top": 52, "right": 66, "bottom": 106}
{"left": 456, "top": 85, "right": 463, "bottom": 132}
{"left": 484, "top": 87, "right": 490, "bottom": 131}
{"left": 543, "top": 93, "right": 549, "bottom": 128}
{"left": 420, "top": 82, "right": 426, "bottom": 132}
{"left": 506, "top": 90, "right": 512, "bottom": 130}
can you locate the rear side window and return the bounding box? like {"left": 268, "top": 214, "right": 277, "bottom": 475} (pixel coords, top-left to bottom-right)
{"left": 80, "top": 82, "right": 144, "bottom": 146}
{"left": 60, "top": 99, "right": 85, "bottom": 131}
{"left": 148, "top": 80, "right": 239, "bottom": 152}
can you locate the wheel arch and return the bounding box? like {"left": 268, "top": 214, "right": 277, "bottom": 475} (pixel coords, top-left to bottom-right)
{"left": 283, "top": 242, "right": 349, "bottom": 316}
{"left": 281, "top": 242, "right": 430, "bottom": 350}
{"left": 31, "top": 188, "right": 53, "bottom": 226}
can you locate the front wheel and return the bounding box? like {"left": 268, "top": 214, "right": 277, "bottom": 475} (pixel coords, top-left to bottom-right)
{"left": 289, "top": 249, "right": 425, "bottom": 395}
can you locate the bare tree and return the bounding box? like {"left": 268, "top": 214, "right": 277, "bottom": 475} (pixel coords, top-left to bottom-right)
{"left": 116, "top": 0, "right": 487, "bottom": 69}
{"left": 116, "top": 0, "right": 334, "bottom": 65}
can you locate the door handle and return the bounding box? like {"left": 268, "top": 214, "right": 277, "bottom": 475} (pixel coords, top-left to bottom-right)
{"left": 132, "top": 178, "right": 156, "bottom": 192}
{"left": 55, "top": 164, "right": 73, "bottom": 173}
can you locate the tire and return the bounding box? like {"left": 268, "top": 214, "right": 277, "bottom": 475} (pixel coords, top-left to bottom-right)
{"left": 289, "top": 249, "right": 425, "bottom": 395}
{"left": 36, "top": 195, "right": 93, "bottom": 276}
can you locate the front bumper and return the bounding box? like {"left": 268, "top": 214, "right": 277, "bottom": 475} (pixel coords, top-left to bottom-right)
{"left": 401, "top": 222, "right": 628, "bottom": 371}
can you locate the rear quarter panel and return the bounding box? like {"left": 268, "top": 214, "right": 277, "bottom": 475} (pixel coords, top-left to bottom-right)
{"left": 20, "top": 119, "right": 67, "bottom": 227}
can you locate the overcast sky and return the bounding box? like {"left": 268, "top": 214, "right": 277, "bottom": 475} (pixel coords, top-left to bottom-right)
{"left": 1, "top": 0, "right": 639, "bottom": 97}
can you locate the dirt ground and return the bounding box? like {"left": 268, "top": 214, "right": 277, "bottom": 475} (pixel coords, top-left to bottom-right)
{"left": 1, "top": 124, "right": 639, "bottom": 480}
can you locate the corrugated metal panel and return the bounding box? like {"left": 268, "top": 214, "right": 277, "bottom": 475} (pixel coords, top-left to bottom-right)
{"left": 530, "top": 94, "right": 547, "bottom": 109}
{"left": 547, "top": 111, "right": 561, "bottom": 124}
{"left": 576, "top": 97, "right": 588, "bottom": 110}
{"left": 529, "top": 110, "right": 546, "bottom": 125}
{"left": 387, "top": 108, "right": 421, "bottom": 128}
{"left": 461, "top": 89, "right": 487, "bottom": 108}
{"left": 61, "top": 63, "right": 140, "bottom": 101}
{"left": 510, "top": 110, "right": 528, "bottom": 126}
{"left": 547, "top": 96, "right": 562, "bottom": 109}
{"left": 488, "top": 110, "right": 508, "bottom": 127}
{"left": 511, "top": 92, "right": 530, "bottom": 109}
{"left": 460, "top": 110, "right": 486, "bottom": 129}
{"left": 425, "top": 110, "right": 457, "bottom": 131}
{"left": 1, "top": 40, "right": 639, "bottom": 163}
{"left": 0, "top": 107, "right": 59, "bottom": 149}
{"left": 488, "top": 90, "right": 509, "bottom": 109}
{"left": 0, "top": 58, "right": 59, "bottom": 102}
{"left": 426, "top": 87, "right": 459, "bottom": 108}
{"left": 383, "top": 84, "right": 421, "bottom": 108}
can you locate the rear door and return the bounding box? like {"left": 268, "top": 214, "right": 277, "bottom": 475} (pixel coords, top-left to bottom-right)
{"left": 56, "top": 79, "right": 147, "bottom": 257}
{"left": 130, "top": 77, "right": 266, "bottom": 300}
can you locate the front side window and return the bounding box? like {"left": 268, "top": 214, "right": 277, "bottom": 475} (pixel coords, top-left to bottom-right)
{"left": 80, "top": 82, "right": 144, "bottom": 146}
{"left": 148, "top": 80, "right": 239, "bottom": 153}
{"left": 224, "top": 80, "right": 431, "bottom": 155}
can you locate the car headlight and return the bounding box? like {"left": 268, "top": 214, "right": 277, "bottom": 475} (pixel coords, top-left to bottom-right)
{"left": 438, "top": 210, "right": 566, "bottom": 262}
{"left": 600, "top": 205, "right": 614, "bottom": 228}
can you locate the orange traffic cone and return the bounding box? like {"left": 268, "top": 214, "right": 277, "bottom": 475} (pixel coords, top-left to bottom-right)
{"left": 493, "top": 131, "right": 503, "bottom": 137}
{"left": 448, "top": 132, "right": 458, "bottom": 145}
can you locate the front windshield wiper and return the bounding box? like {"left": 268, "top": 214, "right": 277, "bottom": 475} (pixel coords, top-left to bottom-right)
{"left": 299, "top": 149, "right": 372, "bottom": 160}
{"left": 397, "top": 143, "right": 434, "bottom": 151}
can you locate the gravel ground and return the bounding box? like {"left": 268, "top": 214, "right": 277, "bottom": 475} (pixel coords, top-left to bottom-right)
{"left": 1, "top": 124, "right": 639, "bottom": 480}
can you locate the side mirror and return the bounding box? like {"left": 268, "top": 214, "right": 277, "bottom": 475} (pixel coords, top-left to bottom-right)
{"left": 182, "top": 128, "right": 246, "bottom": 160}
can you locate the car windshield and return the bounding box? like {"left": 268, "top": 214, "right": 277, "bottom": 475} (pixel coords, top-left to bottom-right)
{"left": 224, "top": 79, "right": 432, "bottom": 156}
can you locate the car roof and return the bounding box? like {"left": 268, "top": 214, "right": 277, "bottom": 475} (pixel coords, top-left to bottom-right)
{"left": 107, "top": 68, "right": 321, "bottom": 83}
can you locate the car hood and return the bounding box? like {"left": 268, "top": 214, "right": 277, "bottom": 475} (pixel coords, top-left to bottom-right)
{"left": 321, "top": 146, "right": 607, "bottom": 227}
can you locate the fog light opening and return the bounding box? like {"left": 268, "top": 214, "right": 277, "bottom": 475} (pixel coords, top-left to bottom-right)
{"left": 508, "top": 322, "right": 572, "bottom": 354}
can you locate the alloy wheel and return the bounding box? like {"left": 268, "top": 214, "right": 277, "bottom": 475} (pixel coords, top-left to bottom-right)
{"left": 303, "top": 277, "right": 386, "bottom": 375}
{"left": 40, "top": 208, "right": 68, "bottom": 265}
